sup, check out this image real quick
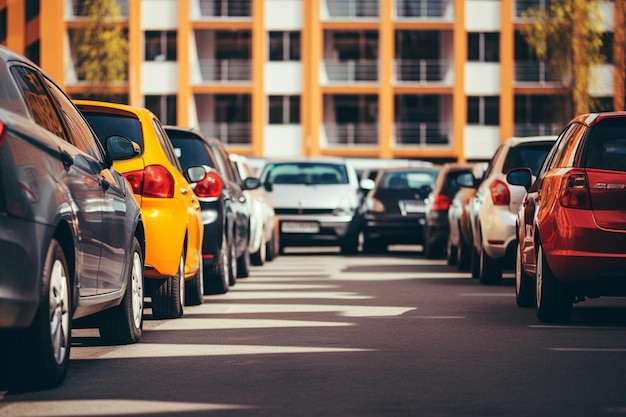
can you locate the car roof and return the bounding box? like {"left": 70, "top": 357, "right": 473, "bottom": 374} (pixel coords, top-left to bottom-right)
{"left": 74, "top": 99, "right": 157, "bottom": 119}
{"left": 265, "top": 156, "right": 352, "bottom": 165}
{"left": 376, "top": 166, "right": 441, "bottom": 174}
{"left": 504, "top": 135, "right": 558, "bottom": 147}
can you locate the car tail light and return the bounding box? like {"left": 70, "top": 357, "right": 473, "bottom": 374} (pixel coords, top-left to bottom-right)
{"left": 0, "top": 121, "right": 5, "bottom": 148}
{"left": 194, "top": 170, "right": 223, "bottom": 198}
{"left": 490, "top": 180, "right": 510, "bottom": 206}
{"left": 123, "top": 165, "right": 175, "bottom": 198}
{"left": 559, "top": 170, "right": 591, "bottom": 209}
{"left": 367, "top": 197, "right": 385, "bottom": 213}
{"left": 432, "top": 195, "right": 451, "bottom": 211}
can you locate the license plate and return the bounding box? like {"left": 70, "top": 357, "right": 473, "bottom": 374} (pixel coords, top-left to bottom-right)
{"left": 400, "top": 201, "right": 426, "bottom": 213}
{"left": 281, "top": 221, "right": 320, "bottom": 233}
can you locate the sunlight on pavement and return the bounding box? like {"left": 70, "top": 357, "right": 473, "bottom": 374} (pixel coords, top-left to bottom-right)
{"left": 183, "top": 303, "right": 415, "bottom": 317}
{"left": 332, "top": 272, "right": 475, "bottom": 281}
{"left": 0, "top": 399, "right": 254, "bottom": 416}
{"left": 151, "top": 318, "right": 354, "bottom": 331}
{"left": 215, "top": 291, "right": 371, "bottom": 300}
{"left": 226, "top": 283, "right": 337, "bottom": 290}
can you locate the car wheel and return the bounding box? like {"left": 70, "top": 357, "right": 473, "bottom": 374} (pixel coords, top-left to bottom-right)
{"left": 470, "top": 247, "right": 480, "bottom": 279}
{"left": 152, "top": 251, "right": 185, "bottom": 319}
{"left": 536, "top": 243, "right": 573, "bottom": 323}
{"left": 446, "top": 236, "right": 457, "bottom": 266}
{"left": 423, "top": 229, "right": 440, "bottom": 259}
{"left": 237, "top": 246, "right": 250, "bottom": 278}
{"left": 515, "top": 242, "right": 535, "bottom": 308}
{"left": 265, "top": 232, "right": 276, "bottom": 262}
{"left": 251, "top": 234, "right": 266, "bottom": 266}
{"left": 340, "top": 231, "right": 360, "bottom": 255}
{"left": 228, "top": 239, "right": 238, "bottom": 286}
{"left": 185, "top": 257, "right": 204, "bottom": 306}
{"left": 479, "top": 244, "right": 502, "bottom": 285}
{"left": 0, "top": 239, "right": 72, "bottom": 390}
{"left": 456, "top": 239, "right": 471, "bottom": 272}
{"left": 99, "top": 237, "right": 144, "bottom": 344}
{"left": 205, "top": 232, "right": 230, "bottom": 295}
{"left": 362, "top": 236, "right": 386, "bottom": 254}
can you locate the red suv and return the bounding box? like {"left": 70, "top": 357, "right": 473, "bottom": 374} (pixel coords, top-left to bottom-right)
{"left": 507, "top": 112, "right": 626, "bottom": 323}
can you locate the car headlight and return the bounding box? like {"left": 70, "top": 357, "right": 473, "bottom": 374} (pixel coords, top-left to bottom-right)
{"left": 333, "top": 197, "right": 355, "bottom": 217}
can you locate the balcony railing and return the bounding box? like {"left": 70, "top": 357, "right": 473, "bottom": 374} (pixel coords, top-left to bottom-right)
{"left": 395, "top": 60, "right": 452, "bottom": 84}
{"left": 325, "top": 0, "right": 379, "bottom": 18}
{"left": 324, "top": 123, "right": 379, "bottom": 146}
{"left": 69, "top": 0, "right": 128, "bottom": 18}
{"left": 514, "top": 0, "right": 553, "bottom": 19}
{"left": 515, "top": 61, "right": 568, "bottom": 85}
{"left": 394, "top": 122, "right": 451, "bottom": 146}
{"left": 513, "top": 123, "right": 563, "bottom": 137}
{"left": 198, "top": 59, "right": 251, "bottom": 82}
{"left": 199, "top": 122, "right": 251, "bottom": 145}
{"left": 324, "top": 60, "right": 378, "bottom": 83}
{"left": 396, "top": 0, "right": 452, "bottom": 19}
{"left": 197, "top": 0, "right": 251, "bottom": 18}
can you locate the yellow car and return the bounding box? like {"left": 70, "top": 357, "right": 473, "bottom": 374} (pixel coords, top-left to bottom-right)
{"left": 75, "top": 100, "right": 204, "bottom": 319}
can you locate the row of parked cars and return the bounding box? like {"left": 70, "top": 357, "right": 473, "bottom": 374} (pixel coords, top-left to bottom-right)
{"left": 0, "top": 46, "right": 278, "bottom": 390}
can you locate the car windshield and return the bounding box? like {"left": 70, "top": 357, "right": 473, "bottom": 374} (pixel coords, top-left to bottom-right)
{"left": 168, "top": 133, "right": 216, "bottom": 170}
{"left": 503, "top": 143, "right": 554, "bottom": 175}
{"left": 262, "top": 162, "right": 349, "bottom": 185}
{"left": 82, "top": 113, "right": 144, "bottom": 151}
{"left": 378, "top": 170, "right": 438, "bottom": 190}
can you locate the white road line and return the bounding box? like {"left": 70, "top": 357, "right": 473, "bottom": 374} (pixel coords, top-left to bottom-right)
{"left": 529, "top": 325, "right": 626, "bottom": 330}
{"left": 458, "top": 293, "right": 515, "bottom": 297}
{"left": 548, "top": 348, "right": 626, "bottom": 352}
{"left": 215, "top": 291, "right": 372, "bottom": 300}
{"left": 182, "top": 303, "right": 415, "bottom": 317}
{"left": 150, "top": 318, "right": 353, "bottom": 331}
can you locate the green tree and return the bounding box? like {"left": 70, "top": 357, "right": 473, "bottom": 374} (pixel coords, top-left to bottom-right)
{"left": 70, "top": 0, "right": 128, "bottom": 102}
{"left": 520, "top": 0, "right": 605, "bottom": 115}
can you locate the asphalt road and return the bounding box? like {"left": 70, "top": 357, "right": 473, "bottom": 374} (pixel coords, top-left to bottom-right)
{"left": 1, "top": 246, "right": 626, "bottom": 417}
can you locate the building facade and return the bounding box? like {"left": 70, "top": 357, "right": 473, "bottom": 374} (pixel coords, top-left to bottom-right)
{"left": 1, "top": 0, "right": 624, "bottom": 162}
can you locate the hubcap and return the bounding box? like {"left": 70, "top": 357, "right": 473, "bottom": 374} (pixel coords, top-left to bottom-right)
{"left": 179, "top": 255, "right": 185, "bottom": 308}
{"left": 222, "top": 238, "right": 229, "bottom": 287}
{"left": 131, "top": 251, "right": 143, "bottom": 330}
{"left": 515, "top": 246, "right": 522, "bottom": 295}
{"left": 49, "top": 259, "right": 70, "bottom": 366}
{"left": 536, "top": 247, "right": 543, "bottom": 308}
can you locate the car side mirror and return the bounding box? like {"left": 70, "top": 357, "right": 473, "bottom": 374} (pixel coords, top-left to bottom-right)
{"left": 243, "top": 177, "right": 261, "bottom": 190}
{"left": 186, "top": 165, "right": 208, "bottom": 183}
{"left": 105, "top": 135, "right": 140, "bottom": 162}
{"left": 360, "top": 178, "right": 375, "bottom": 191}
{"left": 506, "top": 168, "right": 533, "bottom": 191}
{"left": 263, "top": 182, "right": 273, "bottom": 192}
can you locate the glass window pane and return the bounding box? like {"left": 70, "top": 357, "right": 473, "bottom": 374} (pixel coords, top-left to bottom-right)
{"left": 289, "top": 96, "right": 300, "bottom": 124}
{"left": 269, "top": 96, "right": 283, "bottom": 124}
{"left": 269, "top": 32, "right": 284, "bottom": 61}
{"left": 289, "top": 32, "right": 301, "bottom": 61}
{"left": 484, "top": 97, "right": 500, "bottom": 125}
{"left": 467, "top": 97, "right": 480, "bottom": 124}
{"left": 484, "top": 33, "right": 500, "bottom": 62}
{"left": 467, "top": 33, "right": 479, "bottom": 61}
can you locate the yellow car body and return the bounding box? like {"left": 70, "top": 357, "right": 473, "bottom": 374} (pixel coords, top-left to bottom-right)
{"left": 75, "top": 100, "right": 204, "bottom": 318}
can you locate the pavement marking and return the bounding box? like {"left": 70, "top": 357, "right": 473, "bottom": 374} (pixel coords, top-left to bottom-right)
{"left": 333, "top": 272, "right": 475, "bottom": 281}
{"left": 530, "top": 325, "right": 626, "bottom": 330}
{"left": 548, "top": 348, "right": 626, "bottom": 352}
{"left": 408, "top": 316, "right": 466, "bottom": 319}
{"left": 213, "top": 291, "right": 372, "bottom": 300}
{"left": 223, "top": 283, "right": 337, "bottom": 290}
{"left": 182, "top": 303, "right": 415, "bottom": 317}
{"left": 458, "top": 293, "right": 515, "bottom": 297}
{"left": 0, "top": 400, "right": 254, "bottom": 416}
{"left": 150, "top": 318, "right": 353, "bottom": 331}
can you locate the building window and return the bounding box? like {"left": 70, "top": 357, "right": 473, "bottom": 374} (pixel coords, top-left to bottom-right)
{"left": 25, "top": 0, "right": 39, "bottom": 22}
{"left": 145, "top": 95, "right": 177, "bottom": 125}
{"left": 268, "top": 32, "right": 301, "bottom": 61}
{"left": 25, "top": 40, "right": 40, "bottom": 66}
{"left": 467, "top": 96, "right": 499, "bottom": 126}
{"left": 601, "top": 32, "right": 613, "bottom": 63}
{"left": 0, "top": 8, "right": 6, "bottom": 43}
{"left": 145, "top": 31, "right": 177, "bottom": 61}
{"left": 269, "top": 96, "right": 300, "bottom": 124}
{"left": 468, "top": 32, "right": 499, "bottom": 62}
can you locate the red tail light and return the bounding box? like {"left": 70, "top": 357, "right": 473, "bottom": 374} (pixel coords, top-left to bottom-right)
{"left": 123, "top": 165, "right": 175, "bottom": 198}
{"left": 490, "top": 180, "right": 510, "bottom": 206}
{"left": 559, "top": 170, "right": 591, "bottom": 209}
{"left": 432, "top": 194, "right": 451, "bottom": 211}
{"left": 0, "top": 121, "right": 5, "bottom": 148}
{"left": 194, "top": 171, "right": 223, "bottom": 198}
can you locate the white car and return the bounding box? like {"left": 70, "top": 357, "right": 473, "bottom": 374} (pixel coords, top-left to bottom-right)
{"left": 260, "top": 157, "right": 362, "bottom": 254}
{"left": 461, "top": 136, "right": 557, "bottom": 285}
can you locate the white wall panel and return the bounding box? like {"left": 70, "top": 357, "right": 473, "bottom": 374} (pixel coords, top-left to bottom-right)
{"left": 141, "top": 62, "right": 178, "bottom": 94}
{"left": 464, "top": 125, "right": 500, "bottom": 160}
{"left": 465, "top": 63, "right": 501, "bottom": 95}
{"left": 141, "top": 0, "right": 177, "bottom": 29}
{"left": 265, "top": 0, "right": 303, "bottom": 30}
{"left": 465, "top": 0, "right": 501, "bottom": 31}
{"left": 264, "top": 62, "right": 303, "bottom": 94}
{"left": 589, "top": 64, "right": 614, "bottom": 97}
{"left": 264, "top": 126, "right": 303, "bottom": 157}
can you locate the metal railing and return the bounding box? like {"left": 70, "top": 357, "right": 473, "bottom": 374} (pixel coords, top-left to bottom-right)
{"left": 70, "top": 0, "right": 128, "bottom": 18}
{"left": 395, "top": 59, "right": 451, "bottom": 84}
{"left": 325, "top": 0, "right": 379, "bottom": 18}
{"left": 199, "top": 122, "right": 251, "bottom": 145}
{"left": 198, "top": 59, "right": 251, "bottom": 82}
{"left": 514, "top": 0, "right": 554, "bottom": 19}
{"left": 324, "top": 60, "right": 378, "bottom": 83}
{"left": 395, "top": 0, "right": 451, "bottom": 19}
{"left": 394, "top": 122, "right": 451, "bottom": 146}
{"left": 513, "top": 123, "right": 563, "bottom": 137}
{"left": 514, "top": 61, "right": 568, "bottom": 85}
{"left": 324, "top": 123, "right": 379, "bottom": 146}
{"left": 197, "top": 0, "right": 251, "bottom": 17}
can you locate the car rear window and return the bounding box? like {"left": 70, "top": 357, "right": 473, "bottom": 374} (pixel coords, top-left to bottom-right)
{"left": 379, "top": 170, "right": 438, "bottom": 190}
{"left": 585, "top": 118, "right": 626, "bottom": 172}
{"left": 263, "top": 162, "right": 349, "bottom": 185}
{"left": 82, "top": 113, "right": 144, "bottom": 151}
{"left": 168, "top": 134, "right": 216, "bottom": 170}
{"left": 503, "top": 143, "right": 554, "bottom": 175}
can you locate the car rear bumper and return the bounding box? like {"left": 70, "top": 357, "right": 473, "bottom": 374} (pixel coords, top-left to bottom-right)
{"left": 278, "top": 214, "right": 357, "bottom": 247}
{"left": 364, "top": 214, "right": 426, "bottom": 244}
{"left": 142, "top": 202, "right": 186, "bottom": 278}
{"left": 481, "top": 207, "right": 517, "bottom": 262}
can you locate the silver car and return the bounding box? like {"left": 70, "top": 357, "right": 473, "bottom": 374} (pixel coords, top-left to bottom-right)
{"left": 260, "top": 158, "right": 362, "bottom": 254}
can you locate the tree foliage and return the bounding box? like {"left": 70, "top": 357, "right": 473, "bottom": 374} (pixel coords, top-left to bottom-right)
{"left": 70, "top": 0, "right": 128, "bottom": 101}
{"left": 520, "top": 0, "right": 605, "bottom": 115}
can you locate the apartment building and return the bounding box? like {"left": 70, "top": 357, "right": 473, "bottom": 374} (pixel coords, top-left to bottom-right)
{"left": 1, "top": 0, "right": 624, "bottom": 162}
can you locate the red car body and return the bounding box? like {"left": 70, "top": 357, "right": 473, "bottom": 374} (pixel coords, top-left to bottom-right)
{"left": 508, "top": 112, "right": 626, "bottom": 323}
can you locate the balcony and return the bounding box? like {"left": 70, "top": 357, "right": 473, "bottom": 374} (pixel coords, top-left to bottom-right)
{"left": 514, "top": 0, "right": 553, "bottom": 20}
{"left": 195, "top": 0, "right": 251, "bottom": 18}
{"left": 323, "top": 0, "right": 379, "bottom": 19}
{"left": 67, "top": 0, "right": 128, "bottom": 19}
{"left": 395, "top": 0, "right": 453, "bottom": 20}
{"left": 199, "top": 122, "right": 251, "bottom": 145}
{"left": 514, "top": 61, "right": 568, "bottom": 86}
{"left": 198, "top": 59, "right": 251, "bottom": 82}
{"left": 513, "top": 123, "right": 563, "bottom": 137}
{"left": 323, "top": 123, "right": 379, "bottom": 146}
{"left": 394, "top": 122, "right": 451, "bottom": 146}
{"left": 394, "top": 59, "right": 452, "bottom": 85}
{"left": 323, "top": 60, "right": 378, "bottom": 84}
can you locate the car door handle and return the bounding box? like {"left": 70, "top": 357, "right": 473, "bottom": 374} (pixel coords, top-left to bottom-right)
{"left": 239, "top": 196, "right": 246, "bottom": 203}
{"left": 180, "top": 188, "right": 189, "bottom": 195}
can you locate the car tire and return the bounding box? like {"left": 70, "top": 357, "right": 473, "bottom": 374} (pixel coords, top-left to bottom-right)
{"left": 446, "top": 237, "right": 457, "bottom": 266}
{"left": 228, "top": 239, "right": 238, "bottom": 286}
{"left": 152, "top": 251, "right": 185, "bottom": 319}
{"left": 536, "top": 243, "right": 573, "bottom": 323}
{"left": 265, "top": 232, "right": 277, "bottom": 262}
{"left": 340, "top": 232, "right": 360, "bottom": 255}
{"left": 185, "top": 257, "right": 204, "bottom": 306}
{"left": 515, "top": 242, "right": 535, "bottom": 308}
{"left": 205, "top": 232, "right": 230, "bottom": 295}
{"left": 237, "top": 246, "right": 251, "bottom": 278}
{"left": 423, "top": 229, "right": 441, "bottom": 259}
{"left": 362, "top": 236, "right": 386, "bottom": 254}
{"left": 456, "top": 239, "right": 472, "bottom": 272}
{"left": 99, "top": 237, "right": 144, "bottom": 344}
{"left": 479, "top": 245, "right": 502, "bottom": 285}
{"left": 251, "top": 234, "right": 267, "bottom": 266}
{"left": 470, "top": 247, "right": 480, "bottom": 279}
{"left": 0, "top": 239, "right": 72, "bottom": 390}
